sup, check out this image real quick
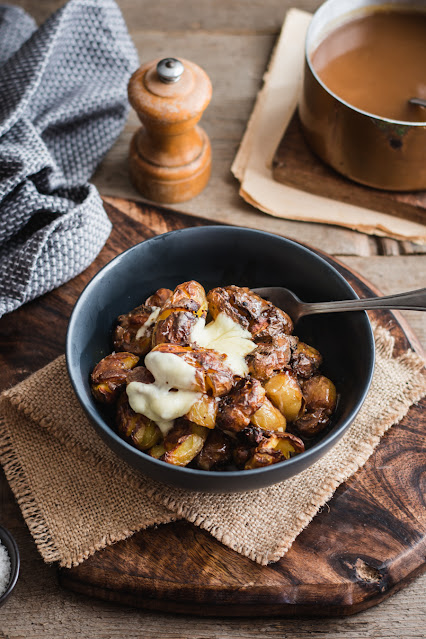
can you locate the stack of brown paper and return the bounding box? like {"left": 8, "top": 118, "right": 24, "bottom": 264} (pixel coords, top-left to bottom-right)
{"left": 231, "top": 9, "right": 426, "bottom": 245}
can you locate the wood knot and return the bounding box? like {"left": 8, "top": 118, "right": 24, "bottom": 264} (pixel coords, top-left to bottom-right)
{"left": 354, "top": 558, "right": 382, "bottom": 583}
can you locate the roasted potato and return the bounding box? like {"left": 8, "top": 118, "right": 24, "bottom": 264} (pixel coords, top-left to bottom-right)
{"left": 246, "top": 337, "right": 296, "bottom": 381}
{"left": 291, "top": 342, "right": 322, "bottom": 379}
{"left": 244, "top": 432, "right": 305, "bottom": 469}
{"left": 185, "top": 394, "right": 218, "bottom": 429}
{"left": 126, "top": 366, "right": 155, "bottom": 385}
{"left": 149, "top": 343, "right": 235, "bottom": 397}
{"left": 207, "top": 285, "right": 293, "bottom": 340}
{"left": 264, "top": 370, "right": 305, "bottom": 422}
{"left": 218, "top": 377, "right": 266, "bottom": 432}
{"left": 250, "top": 397, "right": 286, "bottom": 432}
{"left": 116, "top": 394, "right": 161, "bottom": 450}
{"left": 145, "top": 288, "right": 173, "bottom": 308}
{"left": 195, "top": 429, "right": 233, "bottom": 470}
{"left": 294, "top": 375, "right": 337, "bottom": 437}
{"left": 148, "top": 442, "right": 166, "bottom": 459}
{"left": 91, "top": 352, "right": 139, "bottom": 404}
{"left": 152, "top": 281, "right": 208, "bottom": 347}
{"left": 163, "top": 420, "right": 209, "bottom": 466}
{"left": 113, "top": 302, "right": 162, "bottom": 356}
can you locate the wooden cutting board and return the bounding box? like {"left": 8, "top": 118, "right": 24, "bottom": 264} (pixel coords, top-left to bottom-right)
{"left": 54, "top": 198, "right": 426, "bottom": 617}
{"left": 3, "top": 197, "right": 423, "bottom": 617}
{"left": 272, "top": 112, "right": 426, "bottom": 227}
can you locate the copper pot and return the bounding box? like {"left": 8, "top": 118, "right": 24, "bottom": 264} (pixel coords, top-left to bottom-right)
{"left": 299, "top": 0, "right": 426, "bottom": 191}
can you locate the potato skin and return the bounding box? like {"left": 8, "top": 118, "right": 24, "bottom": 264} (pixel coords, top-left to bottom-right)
{"left": 291, "top": 342, "right": 322, "bottom": 379}
{"left": 244, "top": 432, "right": 305, "bottom": 469}
{"left": 113, "top": 304, "right": 153, "bottom": 355}
{"left": 151, "top": 343, "right": 235, "bottom": 397}
{"left": 91, "top": 352, "right": 139, "bottom": 404}
{"left": 250, "top": 397, "right": 286, "bottom": 432}
{"left": 163, "top": 420, "right": 208, "bottom": 466}
{"left": 264, "top": 370, "right": 305, "bottom": 422}
{"left": 207, "top": 285, "right": 293, "bottom": 340}
{"left": 246, "top": 337, "right": 296, "bottom": 381}
{"left": 218, "top": 377, "right": 266, "bottom": 432}
{"left": 152, "top": 281, "right": 208, "bottom": 347}
{"left": 185, "top": 394, "right": 218, "bottom": 429}
{"left": 294, "top": 375, "right": 337, "bottom": 437}
{"left": 116, "top": 394, "right": 161, "bottom": 450}
{"left": 195, "top": 429, "right": 233, "bottom": 471}
{"left": 145, "top": 288, "right": 173, "bottom": 308}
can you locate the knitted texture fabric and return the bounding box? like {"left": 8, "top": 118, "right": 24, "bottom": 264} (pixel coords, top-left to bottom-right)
{"left": 0, "top": 0, "right": 138, "bottom": 317}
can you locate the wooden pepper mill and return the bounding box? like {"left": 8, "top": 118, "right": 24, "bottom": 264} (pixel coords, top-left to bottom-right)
{"left": 128, "top": 57, "right": 212, "bottom": 204}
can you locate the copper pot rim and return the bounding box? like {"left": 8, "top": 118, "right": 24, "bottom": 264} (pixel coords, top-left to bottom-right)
{"left": 305, "top": 0, "right": 426, "bottom": 127}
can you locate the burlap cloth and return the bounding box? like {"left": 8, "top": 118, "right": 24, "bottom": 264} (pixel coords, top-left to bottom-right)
{"left": 0, "top": 324, "right": 425, "bottom": 568}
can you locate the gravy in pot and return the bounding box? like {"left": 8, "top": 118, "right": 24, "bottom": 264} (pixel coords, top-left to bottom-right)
{"left": 311, "top": 10, "right": 426, "bottom": 122}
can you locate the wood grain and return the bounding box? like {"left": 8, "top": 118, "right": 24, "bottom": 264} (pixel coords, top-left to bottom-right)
{"left": 0, "top": 1, "right": 425, "bottom": 634}
{"left": 272, "top": 112, "right": 426, "bottom": 227}
{"left": 1, "top": 197, "right": 425, "bottom": 636}
{"left": 3, "top": 196, "right": 417, "bottom": 618}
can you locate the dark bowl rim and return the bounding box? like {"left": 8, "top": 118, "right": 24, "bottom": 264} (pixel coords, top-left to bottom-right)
{"left": 66, "top": 225, "right": 375, "bottom": 480}
{"left": 0, "top": 524, "right": 20, "bottom": 605}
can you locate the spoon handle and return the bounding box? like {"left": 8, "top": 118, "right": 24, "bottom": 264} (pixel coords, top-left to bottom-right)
{"left": 302, "top": 288, "right": 426, "bottom": 316}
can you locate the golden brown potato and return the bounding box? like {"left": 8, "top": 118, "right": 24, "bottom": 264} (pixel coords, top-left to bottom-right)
{"left": 91, "top": 352, "right": 139, "bottom": 404}
{"left": 218, "top": 378, "right": 266, "bottom": 432}
{"left": 246, "top": 337, "right": 295, "bottom": 381}
{"left": 207, "top": 285, "right": 293, "bottom": 340}
{"left": 264, "top": 371, "right": 305, "bottom": 422}
{"left": 163, "top": 420, "right": 208, "bottom": 466}
{"left": 145, "top": 288, "right": 173, "bottom": 308}
{"left": 152, "top": 281, "right": 208, "bottom": 347}
{"left": 113, "top": 305, "right": 158, "bottom": 356}
{"left": 185, "top": 394, "right": 218, "bottom": 429}
{"left": 250, "top": 397, "right": 286, "bottom": 432}
{"left": 294, "top": 375, "right": 337, "bottom": 437}
{"left": 291, "top": 342, "right": 322, "bottom": 379}
{"left": 244, "top": 432, "right": 305, "bottom": 469}
{"left": 126, "top": 366, "right": 154, "bottom": 385}
{"left": 148, "top": 443, "right": 166, "bottom": 459}
{"left": 195, "top": 429, "right": 233, "bottom": 471}
{"left": 150, "top": 343, "right": 235, "bottom": 397}
{"left": 116, "top": 394, "right": 162, "bottom": 450}
{"left": 302, "top": 375, "right": 337, "bottom": 411}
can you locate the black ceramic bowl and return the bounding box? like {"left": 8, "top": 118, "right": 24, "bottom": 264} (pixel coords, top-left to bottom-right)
{"left": 0, "top": 525, "right": 20, "bottom": 607}
{"left": 66, "top": 226, "right": 374, "bottom": 493}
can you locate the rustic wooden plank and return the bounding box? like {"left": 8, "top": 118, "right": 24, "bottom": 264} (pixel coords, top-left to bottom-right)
{"left": 95, "top": 30, "right": 374, "bottom": 258}
{"left": 340, "top": 255, "right": 426, "bottom": 351}
{"left": 1, "top": 1, "right": 425, "bottom": 635}
{"left": 12, "top": 0, "right": 324, "bottom": 30}
{"left": 272, "top": 113, "right": 426, "bottom": 229}
{"left": 1, "top": 199, "right": 425, "bottom": 635}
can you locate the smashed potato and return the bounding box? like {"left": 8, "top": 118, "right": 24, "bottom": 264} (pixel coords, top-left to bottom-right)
{"left": 91, "top": 281, "right": 338, "bottom": 471}
{"left": 91, "top": 352, "right": 139, "bottom": 404}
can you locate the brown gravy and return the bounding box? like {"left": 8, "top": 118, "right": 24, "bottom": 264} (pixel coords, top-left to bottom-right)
{"left": 311, "top": 10, "right": 426, "bottom": 122}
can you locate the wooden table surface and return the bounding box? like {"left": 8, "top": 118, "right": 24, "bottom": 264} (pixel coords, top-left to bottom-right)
{"left": 1, "top": 1, "right": 425, "bottom": 638}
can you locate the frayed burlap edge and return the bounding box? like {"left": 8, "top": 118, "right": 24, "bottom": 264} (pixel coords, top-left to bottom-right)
{"left": 139, "top": 324, "right": 426, "bottom": 565}
{"left": 0, "top": 406, "right": 62, "bottom": 563}
{"left": 0, "top": 396, "right": 175, "bottom": 568}
{"left": 1, "top": 324, "right": 425, "bottom": 567}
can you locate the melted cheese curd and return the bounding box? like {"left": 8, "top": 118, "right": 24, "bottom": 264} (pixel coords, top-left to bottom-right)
{"left": 126, "top": 312, "right": 256, "bottom": 435}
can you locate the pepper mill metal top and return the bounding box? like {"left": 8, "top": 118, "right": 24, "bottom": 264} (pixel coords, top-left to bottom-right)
{"left": 156, "top": 57, "right": 184, "bottom": 83}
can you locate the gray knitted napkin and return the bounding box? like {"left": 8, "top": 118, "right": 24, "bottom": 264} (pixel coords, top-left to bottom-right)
{"left": 0, "top": 0, "right": 138, "bottom": 318}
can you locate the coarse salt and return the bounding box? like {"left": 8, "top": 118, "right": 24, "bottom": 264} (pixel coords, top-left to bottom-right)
{"left": 0, "top": 541, "right": 11, "bottom": 596}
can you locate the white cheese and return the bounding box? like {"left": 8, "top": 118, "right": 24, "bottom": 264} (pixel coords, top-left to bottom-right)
{"left": 135, "top": 306, "right": 161, "bottom": 340}
{"left": 190, "top": 312, "right": 256, "bottom": 377}
{"left": 126, "top": 351, "right": 201, "bottom": 436}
